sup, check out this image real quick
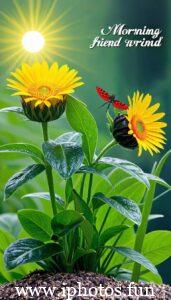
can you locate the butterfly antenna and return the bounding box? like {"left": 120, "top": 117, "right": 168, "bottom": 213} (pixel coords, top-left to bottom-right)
{"left": 98, "top": 102, "right": 108, "bottom": 109}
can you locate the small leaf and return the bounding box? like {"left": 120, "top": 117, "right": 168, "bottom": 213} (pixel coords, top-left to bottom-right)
{"left": 4, "top": 238, "right": 62, "bottom": 270}
{"left": 43, "top": 141, "right": 83, "bottom": 179}
{"left": 148, "top": 214, "right": 164, "bottom": 221}
{"left": 55, "top": 132, "right": 82, "bottom": 146}
{"left": 93, "top": 193, "right": 142, "bottom": 225}
{"left": 21, "top": 192, "right": 64, "bottom": 206}
{"left": 4, "top": 164, "right": 45, "bottom": 200}
{"left": 18, "top": 209, "right": 52, "bottom": 242}
{"left": 99, "top": 157, "right": 150, "bottom": 188}
{"left": 0, "top": 106, "right": 24, "bottom": 114}
{"left": 99, "top": 225, "right": 129, "bottom": 246}
{"left": 51, "top": 210, "right": 84, "bottom": 237}
{"left": 0, "top": 143, "right": 44, "bottom": 163}
{"left": 66, "top": 95, "right": 98, "bottom": 163}
{"left": 112, "top": 247, "right": 158, "bottom": 275}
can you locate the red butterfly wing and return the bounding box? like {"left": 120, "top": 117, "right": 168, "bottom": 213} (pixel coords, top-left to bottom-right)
{"left": 96, "top": 86, "right": 110, "bottom": 102}
{"left": 113, "top": 100, "right": 128, "bottom": 110}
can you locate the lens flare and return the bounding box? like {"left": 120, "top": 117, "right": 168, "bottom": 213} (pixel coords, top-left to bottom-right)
{"left": 22, "top": 31, "right": 45, "bottom": 53}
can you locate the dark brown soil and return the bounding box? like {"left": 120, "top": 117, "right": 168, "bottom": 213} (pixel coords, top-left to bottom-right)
{"left": 0, "top": 271, "right": 170, "bottom": 299}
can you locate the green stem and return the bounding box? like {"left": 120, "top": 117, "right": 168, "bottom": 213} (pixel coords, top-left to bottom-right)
{"left": 42, "top": 122, "right": 57, "bottom": 217}
{"left": 94, "top": 140, "right": 118, "bottom": 164}
{"left": 99, "top": 207, "right": 111, "bottom": 236}
{"left": 131, "top": 183, "right": 155, "bottom": 282}
{"left": 87, "top": 173, "right": 93, "bottom": 205}
{"left": 80, "top": 174, "right": 86, "bottom": 199}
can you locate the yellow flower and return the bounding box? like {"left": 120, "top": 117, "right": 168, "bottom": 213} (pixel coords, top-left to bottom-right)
{"left": 7, "top": 61, "right": 84, "bottom": 122}
{"left": 127, "top": 91, "right": 167, "bottom": 156}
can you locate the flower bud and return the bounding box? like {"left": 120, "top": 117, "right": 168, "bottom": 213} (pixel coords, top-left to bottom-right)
{"left": 112, "top": 114, "right": 138, "bottom": 149}
{"left": 21, "top": 97, "right": 66, "bottom": 122}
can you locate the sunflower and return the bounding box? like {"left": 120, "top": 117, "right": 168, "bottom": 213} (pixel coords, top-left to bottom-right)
{"left": 7, "top": 61, "right": 83, "bottom": 122}
{"left": 127, "top": 91, "right": 167, "bottom": 156}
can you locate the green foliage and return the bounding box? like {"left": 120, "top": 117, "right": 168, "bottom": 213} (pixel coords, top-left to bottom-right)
{"left": 0, "top": 143, "right": 44, "bottom": 163}
{"left": 93, "top": 193, "right": 142, "bottom": 225}
{"left": 4, "top": 164, "right": 45, "bottom": 200}
{"left": 51, "top": 210, "right": 84, "bottom": 237}
{"left": 18, "top": 209, "right": 52, "bottom": 242}
{"left": 66, "top": 95, "right": 98, "bottom": 163}
{"left": 43, "top": 140, "right": 83, "bottom": 179}
{"left": 1, "top": 96, "right": 170, "bottom": 284}
{"left": 4, "top": 238, "right": 62, "bottom": 270}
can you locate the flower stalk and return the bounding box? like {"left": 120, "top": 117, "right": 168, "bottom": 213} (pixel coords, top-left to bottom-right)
{"left": 131, "top": 183, "right": 156, "bottom": 282}
{"left": 42, "top": 122, "right": 57, "bottom": 216}
{"left": 94, "top": 139, "right": 118, "bottom": 164}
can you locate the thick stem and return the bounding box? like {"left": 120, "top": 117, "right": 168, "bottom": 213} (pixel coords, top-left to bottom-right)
{"left": 94, "top": 140, "right": 118, "bottom": 164}
{"left": 131, "top": 183, "right": 155, "bottom": 282}
{"left": 42, "top": 122, "right": 57, "bottom": 216}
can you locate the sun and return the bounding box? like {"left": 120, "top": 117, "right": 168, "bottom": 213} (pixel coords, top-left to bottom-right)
{"left": 22, "top": 31, "right": 45, "bottom": 53}
{"left": 0, "top": 0, "right": 86, "bottom": 71}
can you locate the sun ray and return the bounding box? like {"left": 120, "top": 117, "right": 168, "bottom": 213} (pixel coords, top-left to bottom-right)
{"left": 0, "top": 11, "right": 23, "bottom": 32}
{"left": 12, "top": 0, "right": 29, "bottom": 30}
{"left": 38, "top": 0, "right": 58, "bottom": 31}
{"left": 41, "top": 6, "right": 72, "bottom": 34}
{"left": 35, "top": 0, "right": 42, "bottom": 28}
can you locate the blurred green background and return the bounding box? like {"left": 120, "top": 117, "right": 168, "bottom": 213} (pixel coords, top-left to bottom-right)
{"left": 0, "top": 0, "right": 170, "bottom": 283}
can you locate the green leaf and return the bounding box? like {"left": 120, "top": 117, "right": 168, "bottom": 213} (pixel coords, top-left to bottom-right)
{"left": 140, "top": 271, "right": 162, "bottom": 284}
{"left": 73, "top": 248, "right": 96, "bottom": 263}
{"left": 99, "top": 157, "right": 150, "bottom": 188}
{"left": 113, "top": 247, "right": 158, "bottom": 274}
{"left": 43, "top": 141, "right": 83, "bottom": 179}
{"left": 66, "top": 95, "right": 98, "bottom": 163}
{"left": 18, "top": 209, "right": 52, "bottom": 242}
{"left": 93, "top": 193, "right": 142, "bottom": 225}
{"left": 99, "top": 225, "right": 129, "bottom": 246}
{"left": 148, "top": 214, "right": 164, "bottom": 221}
{"left": 0, "top": 106, "right": 24, "bottom": 114}
{"left": 51, "top": 210, "right": 84, "bottom": 237}
{"left": 146, "top": 173, "right": 170, "bottom": 189}
{"left": 73, "top": 190, "right": 93, "bottom": 224}
{"left": 4, "top": 238, "right": 62, "bottom": 270}
{"left": 4, "top": 164, "right": 45, "bottom": 200}
{"left": 0, "top": 143, "right": 44, "bottom": 163}
{"left": 55, "top": 132, "right": 82, "bottom": 145}
{"left": 21, "top": 192, "right": 64, "bottom": 206}
{"left": 77, "top": 166, "right": 111, "bottom": 183}
{"left": 142, "top": 231, "right": 171, "bottom": 266}
{"left": 0, "top": 213, "right": 21, "bottom": 237}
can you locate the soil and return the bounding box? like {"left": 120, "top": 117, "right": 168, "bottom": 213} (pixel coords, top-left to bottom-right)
{"left": 0, "top": 271, "right": 170, "bottom": 299}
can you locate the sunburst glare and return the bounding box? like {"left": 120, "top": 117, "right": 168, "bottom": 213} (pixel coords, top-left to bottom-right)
{"left": 0, "top": 0, "right": 87, "bottom": 71}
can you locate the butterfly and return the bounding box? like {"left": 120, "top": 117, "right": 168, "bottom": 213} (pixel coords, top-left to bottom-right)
{"left": 96, "top": 86, "right": 128, "bottom": 110}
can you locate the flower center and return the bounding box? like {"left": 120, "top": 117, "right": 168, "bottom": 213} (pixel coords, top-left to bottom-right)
{"left": 131, "top": 116, "right": 146, "bottom": 140}
{"left": 38, "top": 86, "right": 51, "bottom": 97}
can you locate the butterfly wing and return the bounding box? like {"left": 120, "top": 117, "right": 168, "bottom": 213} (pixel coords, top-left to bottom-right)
{"left": 96, "top": 86, "right": 110, "bottom": 102}
{"left": 113, "top": 100, "right": 128, "bottom": 110}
